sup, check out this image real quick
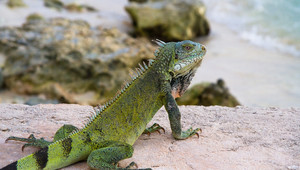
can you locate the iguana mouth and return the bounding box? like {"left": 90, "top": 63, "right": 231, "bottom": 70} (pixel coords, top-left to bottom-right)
{"left": 174, "top": 51, "right": 204, "bottom": 71}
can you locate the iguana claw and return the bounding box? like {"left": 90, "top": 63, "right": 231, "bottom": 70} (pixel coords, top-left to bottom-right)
{"left": 143, "top": 123, "right": 165, "bottom": 136}
{"left": 173, "top": 127, "right": 202, "bottom": 140}
{"left": 125, "top": 161, "right": 138, "bottom": 169}
{"left": 125, "top": 162, "right": 152, "bottom": 170}
{"left": 186, "top": 127, "right": 202, "bottom": 139}
{"left": 194, "top": 128, "right": 202, "bottom": 139}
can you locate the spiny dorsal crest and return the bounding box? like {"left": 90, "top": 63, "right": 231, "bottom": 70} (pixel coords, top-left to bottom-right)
{"left": 82, "top": 59, "right": 156, "bottom": 129}
{"left": 152, "top": 39, "right": 166, "bottom": 57}
{"left": 153, "top": 39, "right": 166, "bottom": 47}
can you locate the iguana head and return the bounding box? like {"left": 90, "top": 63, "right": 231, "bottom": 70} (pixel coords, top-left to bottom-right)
{"left": 172, "top": 40, "right": 206, "bottom": 78}
{"left": 154, "top": 39, "right": 206, "bottom": 98}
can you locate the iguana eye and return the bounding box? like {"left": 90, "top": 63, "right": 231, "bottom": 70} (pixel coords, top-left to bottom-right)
{"left": 184, "top": 45, "right": 192, "bottom": 51}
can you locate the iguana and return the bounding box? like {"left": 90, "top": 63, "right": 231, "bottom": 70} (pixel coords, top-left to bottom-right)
{"left": 1, "top": 39, "right": 206, "bottom": 170}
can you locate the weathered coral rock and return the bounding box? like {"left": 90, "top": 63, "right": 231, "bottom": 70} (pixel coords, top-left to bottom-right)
{"left": 0, "top": 68, "right": 3, "bottom": 89}
{"left": 6, "top": 0, "right": 26, "bottom": 8}
{"left": 44, "top": 0, "right": 64, "bottom": 10}
{"left": 125, "top": 0, "right": 210, "bottom": 41}
{"left": 176, "top": 79, "right": 240, "bottom": 107}
{"left": 0, "top": 18, "right": 156, "bottom": 105}
{"left": 24, "top": 97, "right": 59, "bottom": 105}
{"left": 64, "top": 3, "right": 97, "bottom": 12}
{"left": 26, "top": 13, "right": 44, "bottom": 22}
{"left": 0, "top": 104, "right": 299, "bottom": 169}
{"left": 44, "top": 0, "right": 97, "bottom": 12}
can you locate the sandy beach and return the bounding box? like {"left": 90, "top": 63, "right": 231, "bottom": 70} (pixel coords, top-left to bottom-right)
{"left": 0, "top": 0, "right": 299, "bottom": 107}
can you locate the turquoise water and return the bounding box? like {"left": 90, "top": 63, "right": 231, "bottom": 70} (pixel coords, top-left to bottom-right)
{"left": 203, "top": 0, "right": 300, "bottom": 57}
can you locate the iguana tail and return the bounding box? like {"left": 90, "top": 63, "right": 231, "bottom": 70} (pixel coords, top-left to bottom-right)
{"left": 1, "top": 161, "right": 17, "bottom": 170}
{"left": 1, "top": 147, "right": 48, "bottom": 170}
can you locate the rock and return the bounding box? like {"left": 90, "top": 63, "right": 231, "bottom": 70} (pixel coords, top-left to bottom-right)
{"left": 6, "top": 0, "right": 26, "bottom": 8}
{"left": 0, "top": 18, "right": 156, "bottom": 105}
{"left": 176, "top": 79, "right": 240, "bottom": 107}
{"left": 26, "top": 13, "right": 44, "bottom": 22}
{"left": 44, "top": 0, "right": 64, "bottom": 11}
{"left": 44, "top": 0, "right": 97, "bottom": 12}
{"left": 0, "top": 104, "right": 299, "bottom": 169}
{"left": 64, "top": 3, "right": 98, "bottom": 12}
{"left": 125, "top": 0, "right": 210, "bottom": 41}
{"left": 0, "top": 68, "right": 3, "bottom": 89}
{"left": 24, "top": 97, "right": 59, "bottom": 105}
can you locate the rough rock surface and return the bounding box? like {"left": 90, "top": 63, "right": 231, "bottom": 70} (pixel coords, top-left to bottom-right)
{"left": 177, "top": 79, "right": 240, "bottom": 107}
{"left": 44, "top": 0, "right": 97, "bottom": 12}
{"left": 125, "top": 0, "right": 210, "bottom": 41}
{"left": 0, "top": 68, "right": 3, "bottom": 89}
{"left": 6, "top": 0, "right": 26, "bottom": 8}
{"left": 0, "top": 104, "right": 299, "bottom": 169}
{"left": 0, "top": 18, "right": 156, "bottom": 105}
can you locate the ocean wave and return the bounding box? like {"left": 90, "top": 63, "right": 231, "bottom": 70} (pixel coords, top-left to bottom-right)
{"left": 240, "top": 30, "right": 300, "bottom": 57}
{"left": 202, "top": 0, "right": 300, "bottom": 57}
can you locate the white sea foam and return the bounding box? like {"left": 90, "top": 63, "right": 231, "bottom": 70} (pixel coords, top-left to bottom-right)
{"left": 240, "top": 30, "right": 300, "bottom": 57}
{"left": 202, "top": 0, "right": 300, "bottom": 57}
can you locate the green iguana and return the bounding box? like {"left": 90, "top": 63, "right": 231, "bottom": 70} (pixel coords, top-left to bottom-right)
{"left": 1, "top": 39, "right": 206, "bottom": 170}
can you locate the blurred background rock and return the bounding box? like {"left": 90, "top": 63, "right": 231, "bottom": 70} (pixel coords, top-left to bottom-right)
{"left": 0, "top": 17, "right": 156, "bottom": 105}
{"left": 176, "top": 79, "right": 240, "bottom": 107}
{"left": 1, "top": 0, "right": 298, "bottom": 107}
{"left": 0, "top": 0, "right": 227, "bottom": 106}
{"left": 125, "top": 0, "right": 210, "bottom": 41}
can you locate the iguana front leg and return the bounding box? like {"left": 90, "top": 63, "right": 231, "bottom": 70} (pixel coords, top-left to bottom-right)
{"left": 5, "top": 124, "right": 78, "bottom": 150}
{"left": 164, "top": 83, "right": 201, "bottom": 140}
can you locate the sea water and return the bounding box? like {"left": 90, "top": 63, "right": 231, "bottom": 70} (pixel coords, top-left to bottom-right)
{"left": 202, "top": 0, "right": 300, "bottom": 57}
{"left": 194, "top": 0, "right": 300, "bottom": 107}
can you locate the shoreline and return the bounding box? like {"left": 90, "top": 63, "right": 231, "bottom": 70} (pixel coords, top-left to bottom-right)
{"left": 193, "top": 21, "right": 300, "bottom": 107}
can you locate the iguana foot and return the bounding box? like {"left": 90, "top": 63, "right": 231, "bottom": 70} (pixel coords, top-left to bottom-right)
{"left": 5, "top": 124, "right": 78, "bottom": 151}
{"left": 173, "top": 127, "right": 202, "bottom": 140}
{"left": 143, "top": 123, "right": 165, "bottom": 136}
{"left": 123, "top": 162, "right": 151, "bottom": 170}
{"left": 5, "top": 134, "right": 52, "bottom": 151}
{"left": 125, "top": 162, "right": 138, "bottom": 169}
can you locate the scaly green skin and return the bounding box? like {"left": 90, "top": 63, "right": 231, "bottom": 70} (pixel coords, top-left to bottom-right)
{"left": 1, "top": 40, "right": 206, "bottom": 170}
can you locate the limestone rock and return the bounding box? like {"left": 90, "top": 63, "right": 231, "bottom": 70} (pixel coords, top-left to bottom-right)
{"left": 0, "top": 18, "right": 156, "bottom": 105}
{"left": 0, "top": 68, "right": 3, "bottom": 89}
{"left": 24, "top": 97, "right": 59, "bottom": 105}
{"left": 0, "top": 104, "right": 299, "bottom": 169}
{"left": 125, "top": 0, "right": 210, "bottom": 41}
{"left": 176, "top": 79, "right": 240, "bottom": 107}
{"left": 26, "top": 13, "right": 44, "bottom": 22}
{"left": 44, "top": 0, "right": 64, "bottom": 10}
{"left": 6, "top": 0, "right": 26, "bottom": 8}
{"left": 44, "top": 0, "right": 97, "bottom": 12}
